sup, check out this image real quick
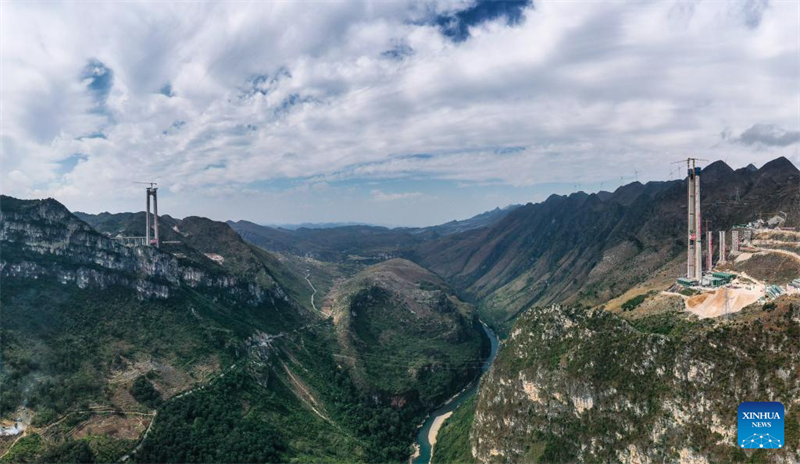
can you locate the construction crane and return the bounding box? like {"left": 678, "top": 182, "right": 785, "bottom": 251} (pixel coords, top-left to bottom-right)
{"left": 671, "top": 157, "right": 709, "bottom": 168}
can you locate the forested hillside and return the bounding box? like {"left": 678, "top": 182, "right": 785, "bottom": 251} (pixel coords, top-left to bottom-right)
{"left": 0, "top": 196, "right": 487, "bottom": 463}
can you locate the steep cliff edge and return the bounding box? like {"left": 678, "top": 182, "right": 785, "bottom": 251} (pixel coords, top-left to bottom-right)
{"left": 1, "top": 196, "right": 287, "bottom": 304}
{"left": 468, "top": 301, "right": 800, "bottom": 463}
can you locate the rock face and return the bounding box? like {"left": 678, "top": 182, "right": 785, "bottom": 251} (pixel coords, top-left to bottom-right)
{"left": 470, "top": 303, "right": 800, "bottom": 463}
{"left": 0, "top": 196, "right": 283, "bottom": 305}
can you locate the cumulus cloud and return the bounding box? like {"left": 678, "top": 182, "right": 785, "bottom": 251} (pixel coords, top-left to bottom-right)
{"left": 735, "top": 124, "right": 800, "bottom": 147}
{"left": 0, "top": 0, "right": 798, "bottom": 225}
{"left": 370, "top": 189, "right": 423, "bottom": 202}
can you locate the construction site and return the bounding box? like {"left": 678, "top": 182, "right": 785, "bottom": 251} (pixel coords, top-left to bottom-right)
{"left": 668, "top": 158, "right": 800, "bottom": 319}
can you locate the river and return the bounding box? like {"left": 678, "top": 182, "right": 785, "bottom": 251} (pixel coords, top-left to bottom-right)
{"left": 411, "top": 322, "right": 500, "bottom": 464}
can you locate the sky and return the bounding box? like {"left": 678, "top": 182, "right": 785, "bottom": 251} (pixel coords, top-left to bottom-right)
{"left": 1, "top": 0, "right": 799, "bottom": 227}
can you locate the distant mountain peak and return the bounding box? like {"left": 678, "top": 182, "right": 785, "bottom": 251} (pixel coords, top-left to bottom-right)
{"left": 702, "top": 160, "right": 734, "bottom": 175}
{"left": 2, "top": 195, "right": 80, "bottom": 225}
{"left": 700, "top": 160, "right": 736, "bottom": 185}
{"left": 759, "top": 156, "right": 798, "bottom": 174}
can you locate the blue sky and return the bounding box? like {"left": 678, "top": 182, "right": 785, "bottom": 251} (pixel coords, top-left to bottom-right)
{"left": 1, "top": 0, "right": 799, "bottom": 226}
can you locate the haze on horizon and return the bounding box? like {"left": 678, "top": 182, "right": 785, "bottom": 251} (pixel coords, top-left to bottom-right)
{"left": 1, "top": 0, "right": 799, "bottom": 227}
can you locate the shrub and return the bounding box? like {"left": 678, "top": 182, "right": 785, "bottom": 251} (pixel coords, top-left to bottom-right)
{"left": 129, "top": 375, "right": 162, "bottom": 409}
{"left": 622, "top": 294, "right": 648, "bottom": 311}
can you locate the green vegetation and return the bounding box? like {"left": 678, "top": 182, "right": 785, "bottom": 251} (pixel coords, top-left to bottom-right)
{"left": 0, "top": 433, "right": 135, "bottom": 463}
{"left": 472, "top": 298, "right": 800, "bottom": 463}
{"left": 0, "top": 273, "right": 423, "bottom": 463}
{"left": 0, "top": 434, "right": 43, "bottom": 463}
{"left": 0, "top": 271, "right": 309, "bottom": 459}
{"left": 347, "top": 287, "right": 481, "bottom": 403}
{"left": 335, "top": 260, "right": 486, "bottom": 408}
{"left": 1, "top": 278, "right": 230, "bottom": 417}
{"left": 679, "top": 287, "right": 700, "bottom": 296}
{"left": 287, "top": 346, "right": 422, "bottom": 462}
{"left": 621, "top": 292, "right": 649, "bottom": 311}
{"left": 630, "top": 311, "right": 706, "bottom": 338}
{"left": 136, "top": 369, "right": 287, "bottom": 463}
{"left": 431, "top": 396, "right": 477, "bottom": 464}
{"left": 137, "top": 341, "right": 426, "bottom": 463}
{"left": 1, "top": 200, "right": 492, "bottom": 463}
{"left": 129, "top": 376, "right": 162, "bottom": 409}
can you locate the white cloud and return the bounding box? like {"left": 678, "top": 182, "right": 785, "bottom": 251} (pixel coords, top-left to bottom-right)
{"left": 370, "top": 189, "right": 423, "bottom": 202}
{"left": 1, "top": 0, "right": 798, "bottom": 224}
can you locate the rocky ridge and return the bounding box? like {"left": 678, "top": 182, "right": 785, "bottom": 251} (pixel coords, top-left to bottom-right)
{"left": 470, "top": 302, "right": 800, "bottom": 463}
{"left": 1, "top": 196, "right": 284, "bottom": 305}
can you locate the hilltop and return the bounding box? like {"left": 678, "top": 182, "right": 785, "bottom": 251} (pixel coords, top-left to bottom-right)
{"left": 325, "top": 259, "right": 487, "bottom": 407}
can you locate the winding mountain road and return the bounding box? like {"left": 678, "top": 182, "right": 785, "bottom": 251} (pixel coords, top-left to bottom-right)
{"left": 304, "top": 270, "right": 318, "bottom": 312}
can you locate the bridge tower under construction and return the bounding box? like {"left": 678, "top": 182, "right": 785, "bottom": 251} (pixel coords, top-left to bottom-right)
{"left": 145, "top": 185, "right": 159, "bottom": 248}
{"left": 685, "top": 159, "right": 703, "bottom": 280}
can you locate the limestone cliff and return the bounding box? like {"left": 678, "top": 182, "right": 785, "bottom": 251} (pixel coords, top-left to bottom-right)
{"left": 0, "top": 196, "right": 284, "bottom": 305}
{"left": 470, "top": 301, "right": 800, "bottom": 463}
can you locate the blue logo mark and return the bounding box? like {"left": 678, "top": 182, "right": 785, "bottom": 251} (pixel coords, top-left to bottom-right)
{"left": 738, "top": 402, "right": 784, "bottom": 449}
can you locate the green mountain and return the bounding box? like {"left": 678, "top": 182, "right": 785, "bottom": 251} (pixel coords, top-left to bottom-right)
{"left": 2, "top": 156, "right": 798, "bottom": 464}
{"left": 226, "top": 205, "right": 520, "bottom": 263}
{"left": 326, "top": 259, "right": 486, "bottom": 408}
{"left": 74, "top": 211, "right": 311, "bottom": 307}
{"left": 225, "top": 158, "right": 799, "bottom": 336}
{"left": 0, "top": 196, "right": 486, "bottom": 463}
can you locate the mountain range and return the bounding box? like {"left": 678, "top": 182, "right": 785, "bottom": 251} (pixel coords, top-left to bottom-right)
{"left": 1, "top": 157, "right": 799, "bottom": 463}
{"left": 228, "top": 157, "right": 800, "bottom": 334}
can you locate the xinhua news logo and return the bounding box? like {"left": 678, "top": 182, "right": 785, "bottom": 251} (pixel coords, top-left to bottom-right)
{"left": 738, "top": 402, "right": 784, "bottom": 449}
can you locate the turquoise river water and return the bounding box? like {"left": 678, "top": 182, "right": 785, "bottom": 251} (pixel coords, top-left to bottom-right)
{"left": 412, "top": 322, "right": 500, "bottom": 464}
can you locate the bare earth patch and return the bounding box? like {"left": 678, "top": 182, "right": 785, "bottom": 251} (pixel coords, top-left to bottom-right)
{"left": 685, "top": 286, "right": 763, "bottom": 319}
{"left": 72, "top": 414, "right": 150, "bottom": 440}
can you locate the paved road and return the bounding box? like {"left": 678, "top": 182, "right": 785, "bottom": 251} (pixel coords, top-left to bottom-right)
{"left": 304, "top": 270, "right": 318, "bottom": 312}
